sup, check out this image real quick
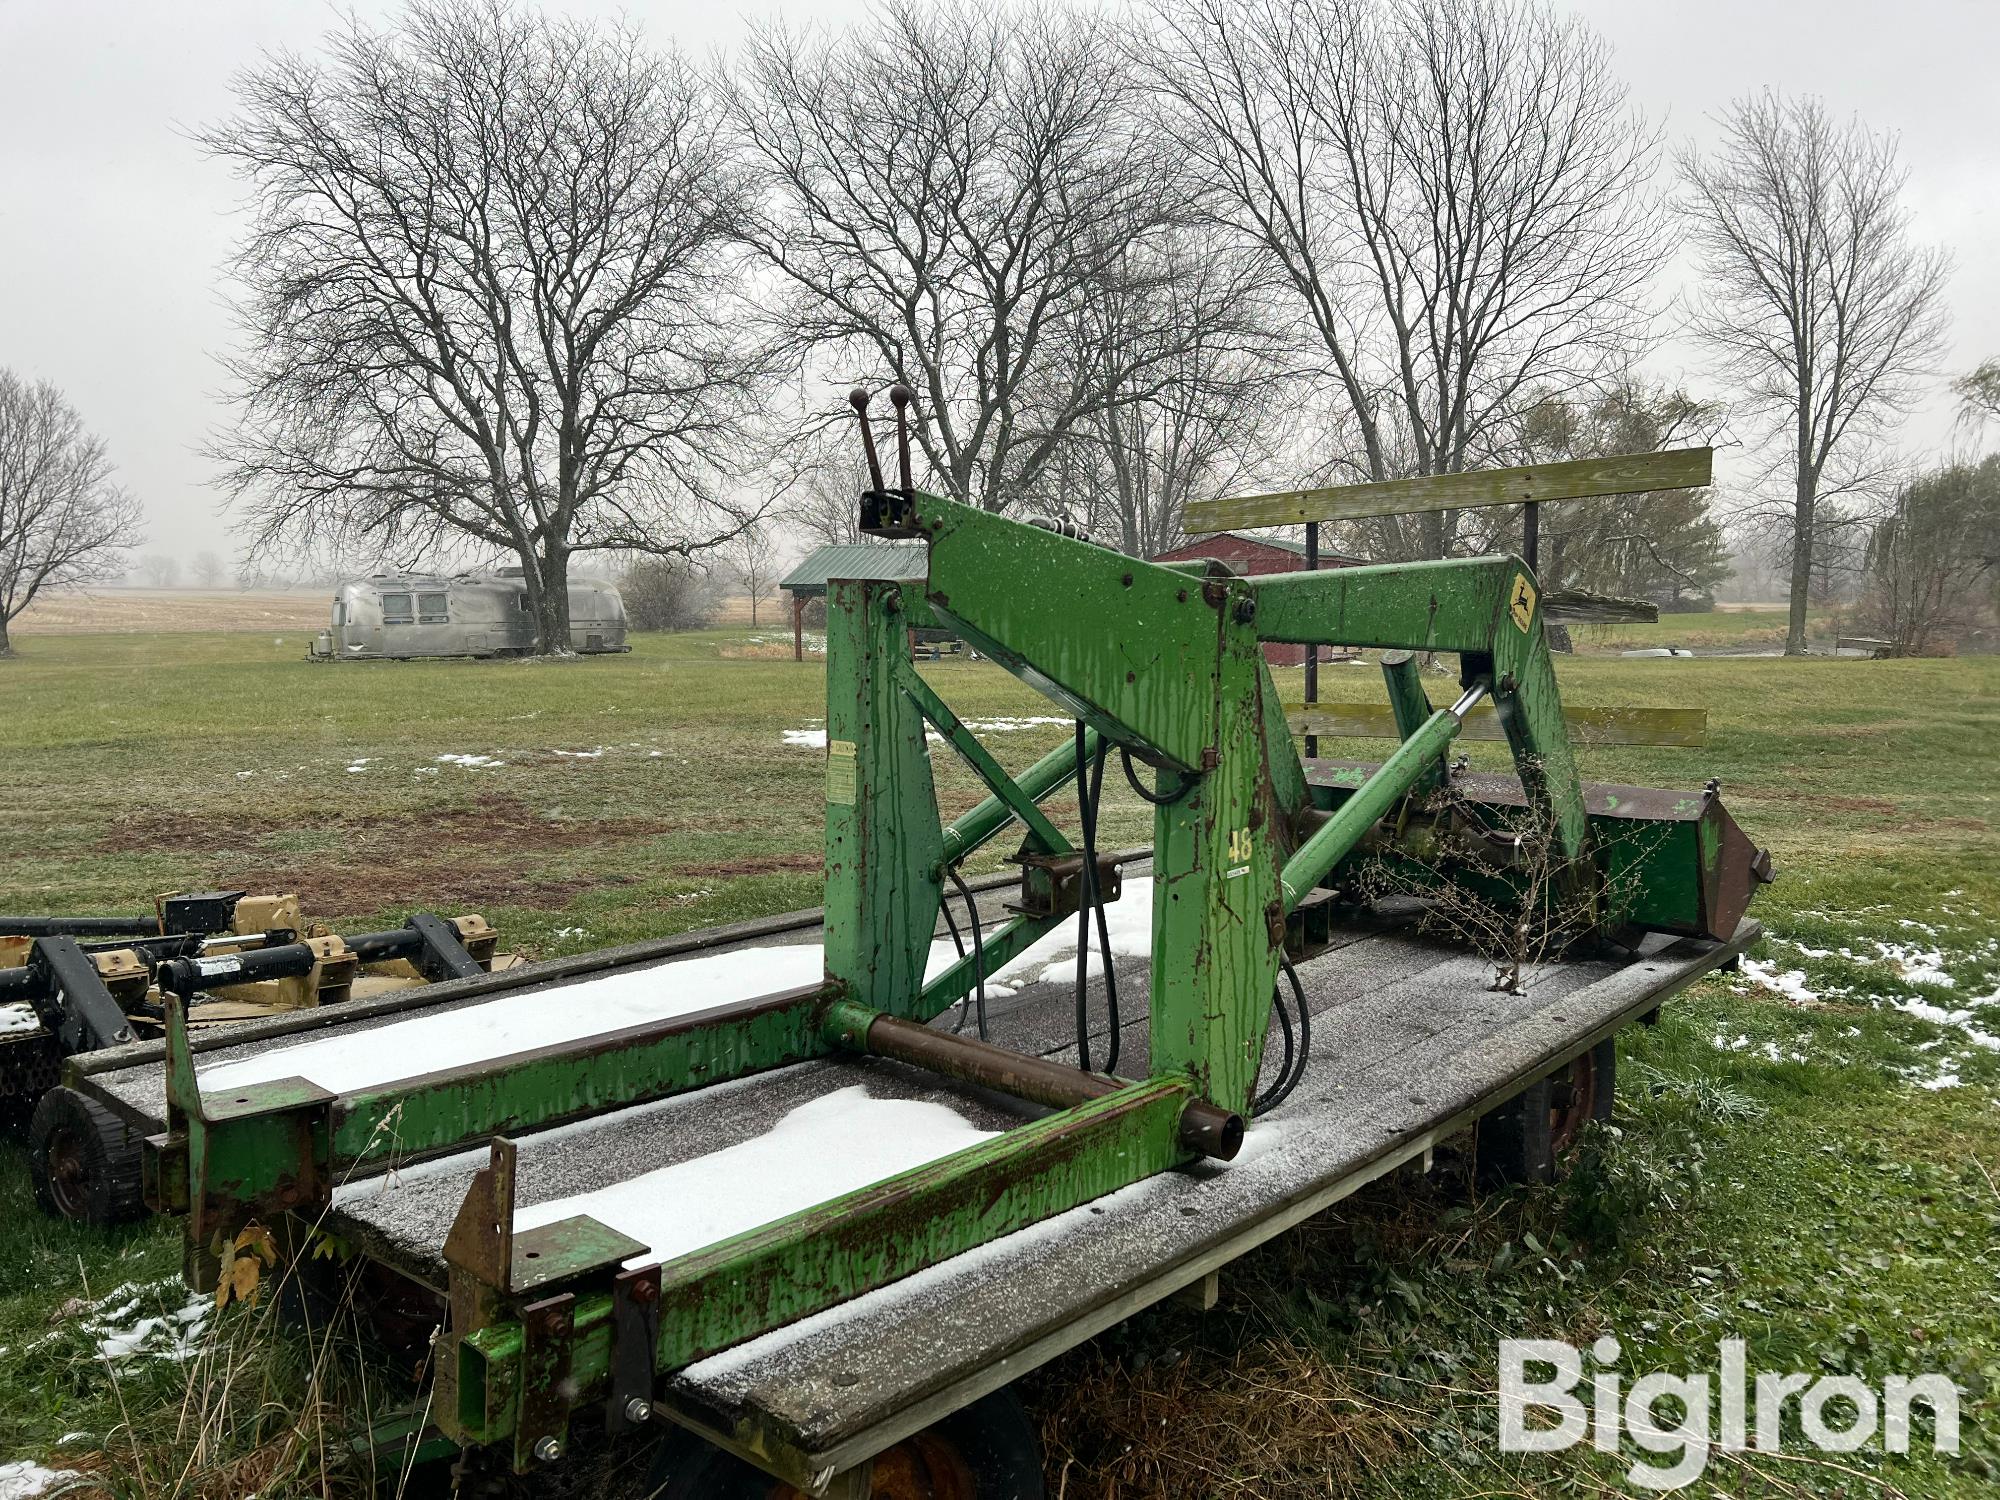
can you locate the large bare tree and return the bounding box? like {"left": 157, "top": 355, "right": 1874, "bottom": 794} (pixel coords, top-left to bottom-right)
{"left": 1063, "top": 232, "right": 1288, "bottom": 554}
{"left": 0, "top": 371, "right": 141, "bottom": 656}
{"left": 1146, "top": 0, "right": 1664, "bottom": 559}
{"left": 1680, "top": 92, "right": 1950, "bottom": 655}
{"left": 204, "top": 0, "right": 773, "bottom": 653}
{"left": 731, "top": 0, "right": 1195, "bottom": 514}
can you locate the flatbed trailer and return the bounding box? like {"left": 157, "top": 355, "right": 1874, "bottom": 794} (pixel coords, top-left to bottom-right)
{"left": 93, "top": 411, "right": 1773, "bottom": 1494}
{"left": 68, "top": 858, "right": 1755, "bottom": 1494}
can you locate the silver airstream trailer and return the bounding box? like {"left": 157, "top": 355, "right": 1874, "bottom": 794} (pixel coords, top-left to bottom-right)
{"left": 310, "top": 571, "right": 629, "bottom": 660}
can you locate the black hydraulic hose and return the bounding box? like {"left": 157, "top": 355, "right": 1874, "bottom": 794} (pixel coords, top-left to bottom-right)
{"left": 1285, "top": 949, "right": 1312, "bottom": 1099}
{"left": 1253, "top": 983, "right": 1296, "bottom": 1117}
{"left": 1072, "top": 724, "right": 1094, "bottom": 1074}
{"left": 1085, "top": 737, "right": 1121, "bottom": 1075}
{"left": 947, "top": 866, "right": 989, "bottom": 1041}
{"left": 939, "top": 889, "right": 969, "bottom": 1033}
{"left": 1120, "top": 745, "right": 1194, "bottom": 806}
{"left": 1254, "top": 952, "right": 1313, "bottom": 1115}
{"left": 1071, "top": 725, "right": 1123, "bottom": 1074}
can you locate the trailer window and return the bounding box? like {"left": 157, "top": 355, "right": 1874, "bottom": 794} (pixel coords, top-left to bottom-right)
{"left": 332, "top": 601, "right": 346, "bottom": 627}
{"left": 418, "top": 591, "right": 449, "bottom": 623}
{"left": 381, "top": 592, "right": 414, "bottom": 624}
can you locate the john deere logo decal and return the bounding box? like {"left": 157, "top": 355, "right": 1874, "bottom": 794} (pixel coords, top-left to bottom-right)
{"left": 1509, "top": 573, "right": 1537, "bottom": 632}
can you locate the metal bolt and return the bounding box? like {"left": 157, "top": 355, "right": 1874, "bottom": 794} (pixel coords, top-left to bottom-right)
{"left": 623, "top": 1396, "right": 653, "bottom": 1424}
{"left": 533, "top": 1436, "right": 563, "bottom": 1464}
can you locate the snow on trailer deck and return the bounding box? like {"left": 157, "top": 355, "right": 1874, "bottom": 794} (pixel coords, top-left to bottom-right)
{"left": 69, "top": 877, "right": 1755, "bottom": 1487}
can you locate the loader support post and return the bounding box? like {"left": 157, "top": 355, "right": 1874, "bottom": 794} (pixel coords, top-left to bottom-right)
{"left": 822, "top": 579, "right": 945, "bottom": 1018}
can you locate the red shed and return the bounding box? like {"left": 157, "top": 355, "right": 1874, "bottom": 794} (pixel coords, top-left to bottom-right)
{"left": 1150, "top": 532, "right": 1365, "bottom": 665}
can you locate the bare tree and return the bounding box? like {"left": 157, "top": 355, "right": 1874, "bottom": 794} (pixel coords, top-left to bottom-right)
{"left": 621, "top": 553, "right": 722, "bottom": 632}
{"left": 1064, "top": 232, "right": 1288, "bottom": 554}
{"left": 204, "top": 0, "right": 775, "bottom": 654}
{"left": 1957, "top": 359, "right": 2000, "bottom": 433}
{"left": 0, "top": 371, "right": 141, "bottom": 655}
{"left": 1861, "top": 457, "right": 2000, "bottom": 656}
{"left": 1146, "top": 0, "right": 1664, "bottom": 560}
{"left": 780, "top": 429, "right": 868, "bottom": 548}
{"left": 191, "top": 550, "right": 226, "bottom": 589}
{"left": 732, "top": 0, "right": 1192, "bottom": 514}
{"left": 1679, "top": 92, "right": 1950, "bottom": 655}
{"left": 729, "top": 521, "right": 779, "bottom": 627}
{"left": 138, "top": 554, "right": 181, "bottom": 590}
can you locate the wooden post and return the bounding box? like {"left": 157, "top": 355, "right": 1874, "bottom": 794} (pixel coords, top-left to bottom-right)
{"left": 1302, "top": 523, "right": 1320, "bottom": 759}
{"left": 1523, "top": 499, "right": 1540, "bottom": 573}
{"left": 792, "top": 591, "right": 805, "bottom": 662}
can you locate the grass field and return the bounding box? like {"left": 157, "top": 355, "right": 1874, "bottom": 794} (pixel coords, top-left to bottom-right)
{"left": 0, "top": 628, "right": 1994, "bottom": 1497}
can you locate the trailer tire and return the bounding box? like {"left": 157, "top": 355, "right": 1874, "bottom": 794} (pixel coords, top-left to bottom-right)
{"left": 645, "top": 1385, "right": 1044, "bottom": 1498}
{"left": 1476, "top": 1036, "right": 1616, "bottom": 1188}
{"left": 29, "top": 1087, "right": 146, "bottom": 1225}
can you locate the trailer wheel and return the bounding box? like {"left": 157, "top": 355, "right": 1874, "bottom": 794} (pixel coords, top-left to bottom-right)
{"left": 1476, "top": 1037, "right": 1616, "bottom": 1188}
{"left": 29, "top": 1087, "right": 146, "bottom": 1225}
{"left": 646, "top": 1386, "right": 1044, "bottom": 1499}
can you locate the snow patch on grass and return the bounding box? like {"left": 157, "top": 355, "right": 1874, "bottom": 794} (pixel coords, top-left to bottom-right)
{"left": 1737, "top": 957, "right": 1819, "bottom": 1004}
{"left": 30, "top": 1280, "right": 211, "bottom": 1368}
{"left": 0, "top": 1461, "right": 77, "bottom": 1498}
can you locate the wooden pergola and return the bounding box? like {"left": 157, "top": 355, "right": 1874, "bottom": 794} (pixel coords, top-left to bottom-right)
{"left": 777, "top": 542, "right": 930, "bottom": 661}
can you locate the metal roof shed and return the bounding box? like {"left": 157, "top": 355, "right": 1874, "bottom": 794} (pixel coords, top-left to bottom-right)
{"left": 778, "top": 543, "right": 929, "bottom": 660}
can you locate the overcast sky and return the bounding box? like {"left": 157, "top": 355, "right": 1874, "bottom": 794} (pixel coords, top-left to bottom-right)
{"left": 0, "top": 0, "right": 1993, "bottom": 570}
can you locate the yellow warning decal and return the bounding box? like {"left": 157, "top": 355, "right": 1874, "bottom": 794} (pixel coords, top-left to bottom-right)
{"left": 1508, "top": 573, "right": 1537, "bottom": 633}
{"left": 826, "top": 739, "right": 857, "bottom": 805}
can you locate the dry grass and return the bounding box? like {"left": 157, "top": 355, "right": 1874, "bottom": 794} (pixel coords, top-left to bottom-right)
{"left": 1039, "top": 1339, "right": 1411, "bottom": 1498}
{"left": 12, "top": 589, "right": 327, "bottom": 636}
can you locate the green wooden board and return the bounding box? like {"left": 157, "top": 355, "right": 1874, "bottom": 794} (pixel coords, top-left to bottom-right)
{"left": 1188, "top": 448, "right": 1713, "bottom": 531}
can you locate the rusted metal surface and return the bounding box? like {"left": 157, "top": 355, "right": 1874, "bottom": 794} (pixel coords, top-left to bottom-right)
{"left": 827, "top": 1003, "right": 1243, "bottom": 1161}
{"left": 1007, "top": 849, "right": 1124, "bottom": 921}
{"left": 516, "top": 1291, "right": 577, "bottom": 1469}
{"left": 607, "top": 1265, "right": 662, "bottom": 1435}
{"left": 441, "top": 1138, "right": 516, "bottom": 1294}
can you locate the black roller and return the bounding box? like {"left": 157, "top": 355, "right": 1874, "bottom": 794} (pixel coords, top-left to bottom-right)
{"left": 0, "top": 915, "right": 156, "bottom": 939}
{"left": 155, "top": 943, "right": 318, "bottom": 1000}
{"left": 0, "top": 966, "right": 41, "bottom": 1005}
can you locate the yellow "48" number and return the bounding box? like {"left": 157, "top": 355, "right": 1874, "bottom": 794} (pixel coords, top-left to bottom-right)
{"left": 1227, "top": 826, "right": 1254, "bottom": 863}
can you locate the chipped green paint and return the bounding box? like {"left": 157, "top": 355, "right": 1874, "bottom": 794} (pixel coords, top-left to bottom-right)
{"left": 446, "top": 1079, "right": 1194, "bottom": 1448}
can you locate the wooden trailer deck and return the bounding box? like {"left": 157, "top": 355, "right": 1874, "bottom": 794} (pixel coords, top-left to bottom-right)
{"left": 68, "top": 875, "right": 1754, "bottom": 1494}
